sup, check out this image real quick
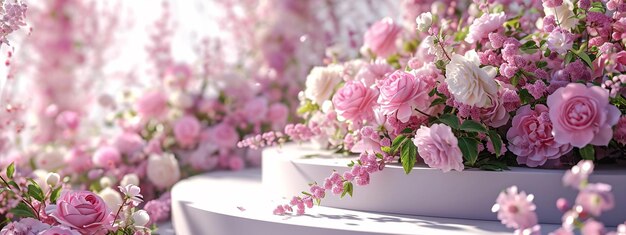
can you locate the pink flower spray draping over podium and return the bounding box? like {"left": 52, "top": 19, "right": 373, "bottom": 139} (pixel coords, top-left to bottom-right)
{"left": 239, "top": 0, "right": 626, "bottom": 232}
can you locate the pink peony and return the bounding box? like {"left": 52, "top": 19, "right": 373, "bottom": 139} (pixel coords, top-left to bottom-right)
{"left": 49, "top": 190, "right": 113, "bottom": 234}
{"left": 356, "top": 60, "right": 393, "bottom": 87}
{"left": 209, "top": 123, "right": 239, "bottom": 149}
{"left": 243, "top": 97, "right": 268, "bottom": 123}
{"left": 363, "top": 18, "right": 401, "bottom": 58}
{"left": 412, "top": 124, "right": 464, "bottom": 172}
{"left": 135, "top": 90, "right": 168, "bottom": 119}
{"left": 492, "top": 186, "right": 539, "bottom": 230}
{"left": 92, "top": 146, "right": 121, "bottom": 169}
{"left": 576, "top": 183, "right": 615, "bottom": 217}
{"left": 547, "top": 83, "right": 621, "bottom": 147}
{"left": 613, "top": 116, "right": 626, "bottom": 145}
{"left": 507, "top": 105, "right": 572, "bottom": 167}
{"left": 173, "top": 116, "right": 201, "bottom": 148}
{"left": 377, "top": 71, "right": 431, "bottom": 123}
{"left": 113, "top": 132, "right": 145, "bottom": 155}
{"left": 465, "top": 12, "right": 506, "bottom": 44}
{"left": 332, "top": 81, "right": 379, "bottom": 122}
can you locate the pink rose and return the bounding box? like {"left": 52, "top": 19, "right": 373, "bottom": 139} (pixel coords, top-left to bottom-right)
{"left": 377, "top": 71, "right": 431, "bottom": 123}
{"left": 547, "top": 83, "right": 621, "bottom": 147}
{"left": 243, "top": 97, "right": 268, "bottom": 123}
{"left": 363, "top": 18, "right": 401, "bottom": 58}
{"left": 135, "top": 90, "right": 168, "bottom": 119}
{"left": 92, "top": 146, "right": 121, "bottom": 169}
{"left": 173, "top": 116, "right": 201, "bottom": 148}
{"left": 506, "top": 105, "right": 572, "bottom": 167}
{"left": 332, "top": 81, "right": 379, "bottom": 122}
{"left": 412, "top": 124, "right": 464, "bottom": 172}
{"left": 49, "top": 190, "right": 113, "bottom": 234}
{"left": 267, "top": 103, "right": 289, "bottom": 130}
{"left": 209, "top": 123, "right": 239, "bottom": 148}
{"left": 40, "top": 226, "right": 81, "bottom": 235}
{"left": 480, "top": 95, "right": 510, "bottom": 128}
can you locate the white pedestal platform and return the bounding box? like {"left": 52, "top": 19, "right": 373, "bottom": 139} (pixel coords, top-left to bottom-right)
{"left": 172, "top": 168, "right": 561, "bottom": 235}
{"left": 263, "top": 144, "right": 626, "bottom": 226}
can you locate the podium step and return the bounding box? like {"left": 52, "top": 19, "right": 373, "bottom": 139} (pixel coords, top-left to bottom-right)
{"left": 171, "top": 168, "right": 561, "bottom": 235}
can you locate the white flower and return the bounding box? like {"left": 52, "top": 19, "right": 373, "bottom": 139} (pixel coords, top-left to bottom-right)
{"left": 35, "top": 147, "right": 65, "bottom": 171}
{"left": 304, "top": 65, "right": 344, "bottom": 105}
{"left": 120, "top": 173, "right": 140, "bottom": 187}
{"left": 146, "top": 153, "right": 181, "bottom": 189}
{"left": 99, "top": 187, "right": 123, "bottom": 211}
{"left": 543, "top": 0, "right": 578, "bottom": 31}
{"left": 445, "top": 50, "right": 498, "bottom": 108}
{"left": 547, "top": 30, "right": 573, "bottom": 54}
{"left": 46, "top": 173, "right": 60, "bottom": 187}
{"left": 431, "top": 2, "right": 446, "bottom": 16}
{"left": 169, "top": 91, "right": 194, "bottom": 109}
{"left": 415, "top": 12, "right": 433, "bottom": 32}
{"left": 132, "top": 210, "right": 150, "bottom": 227}
{"left": 422, "top": 36, "right": 452, "bottom": 61}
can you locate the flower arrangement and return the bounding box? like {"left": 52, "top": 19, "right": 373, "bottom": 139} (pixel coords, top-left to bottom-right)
{"left": 0, "top": 163, "right": 152, "bottom": 235}
{"left": 492, "top": 160, "right": 625, "bottom": 235}
{"left": 240, "top": 0, "right": 626, "bottom": 216}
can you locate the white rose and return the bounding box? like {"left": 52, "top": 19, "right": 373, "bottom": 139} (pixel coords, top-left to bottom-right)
{"left": 32, "top": 169, "right": 49, "bottom": 192}
{"left": 304, "top": 65, "right": 344, "bottom": 105}
{"left": 146, "top": 153, "right": 181, "bottom": 189}
{"left": 35, "top": 147, "right": 66, "bottom": 171}
{"left": 415, "top": 12, "right": 433, "bottom": 32}
{"left": 445, "top": 50, "right": 498, "bottom": 108}
{"left": 99, "top": 187, "right": 123, "bottom": 211}
{"left": 132, "top": 210, "right": 150, "bottom": 227}
{"left": 543, "top": 0, "right": 578, "bottom": 31}
{"left": 547, "top": 30, "right": 573, "bottom": 54}
{"left": 120, "top": 173, "right": 140, "bottom": 187}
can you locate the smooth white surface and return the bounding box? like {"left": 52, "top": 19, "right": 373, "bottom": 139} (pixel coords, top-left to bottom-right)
{"left": 262, "top": 143, "right": 626, "bottom": 226}
{"left": 172, "top": 168, "right": 562, "bottom": 235}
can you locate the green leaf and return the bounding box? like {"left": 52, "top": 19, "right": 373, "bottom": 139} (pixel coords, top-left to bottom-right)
{"left": 577, "top": 53, "right": 593, "bottom": 68}
{"left": 510, "top": 74, "right": 520, "bottom": 87}
{"left": 27, "top": 184, "right": 44, "bottom": 202}
{"left": 430, "top": 97, "right": 446, "bottom": 107}
{"left": 8, "top": 181, "right": 20, "bottom": 191}
{"left": 391, "top": 135, "right": 408, "bottom": 153}
{"left": 458, "top": 137, "right": 480, "bottom": 166}
{"left": 459, "top": 120, "right": 487, "bottom": 133}
{"left": 535, "top": 61, "right": 548, "bottom": 68}
{"left": 10, "top": 202, "right": 36, "bottom": 218}
{"left": 519, "top": 89, "right": 533, "bottom": 104}
{"left": 487, "top": 130, "right": 503, "bottom": 157}
{"left": 401, "top": 128, "right": 413, "bottom": 134}
{"left": 438, "top": 114, "right": 460, "bottom": 129}
{"left": 50, "top": 186, "right": 62, "bottom": 203}
{"left": 400, "top": 142, "right": 417, "bottom": 174}
{"left": 579, "top": 145, "right": 595, "bottom": 160}
{"left": 347, "top": 161, "right": 355, "bottom": 167}
{"left": 341, "top": 182, "right": 353, "bottom": 198}
{"left": 564, "top": 51, "right": 575, "bottom": 63}
{"left": 302, "top": 191, "right": 312, "bottom": 196}
{"left": 380, "top": 146, "right": 392, "bottom": 153}
{"left": 6, "top": 162, "right": 15, "bottom": 180}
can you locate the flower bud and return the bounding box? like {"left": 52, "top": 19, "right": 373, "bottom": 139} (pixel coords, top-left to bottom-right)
{"left": 132, "top": 210, "right": 150, "bottom": 227}
{"left": 415, "top": 12, "right": 433, "bottom": 32}
{"left": 46, "top": 172, "right": 60, "bottom": 187}
{"left": 120, "top": 174, "right": 140, "bottom": 187}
